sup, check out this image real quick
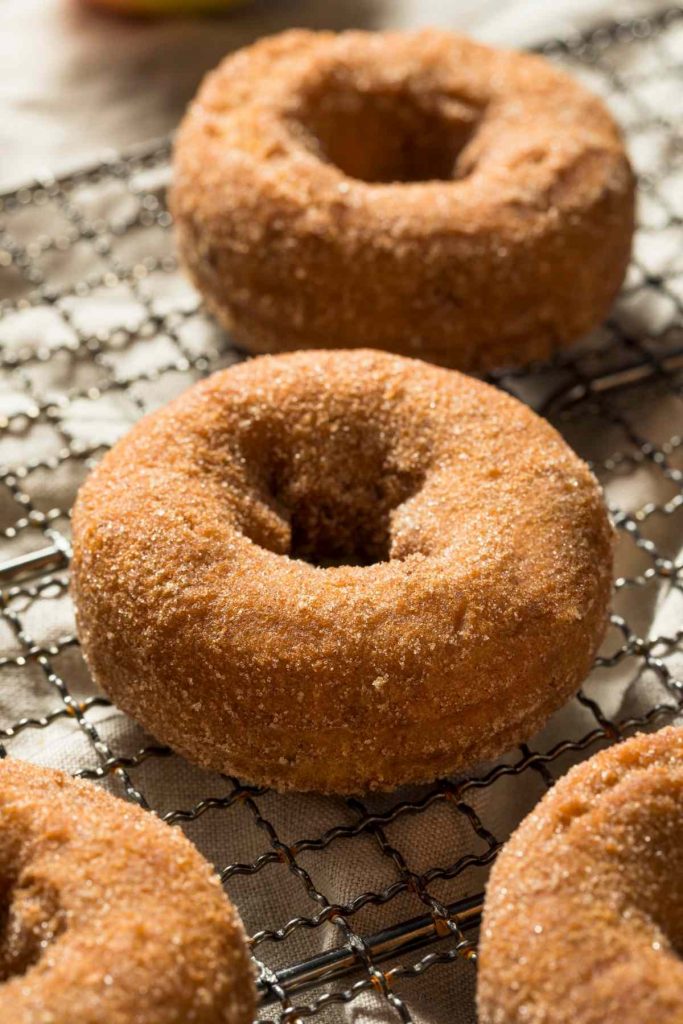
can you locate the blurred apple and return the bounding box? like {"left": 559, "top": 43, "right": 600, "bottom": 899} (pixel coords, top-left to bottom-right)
{"left": 80, "top": 0, "right": 249, "bottom": 14}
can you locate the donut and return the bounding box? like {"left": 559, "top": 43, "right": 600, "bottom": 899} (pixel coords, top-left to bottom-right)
{"left": 0, "top": 758, "right": 255, "bottom": 1024}
{"left": 478, "top": 726, "right": 683, "bottom": 1024}
{"left": 71, "top": 349, "right": 612, "bottom": 792}
{"left": 170, "top": 29, "right": 634, "bottom": 372}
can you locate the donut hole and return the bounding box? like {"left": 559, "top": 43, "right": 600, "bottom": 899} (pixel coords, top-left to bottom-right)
{"left": 294, "top": 81, "right": 482, "bottom": 183}
{"left": 270, "top": 463, "right": 424, "bottom": 567}
{"left": 284, "top": 472, "right": 421, "bottom": 566}
{"left": 240, "top": 418, "right": 427, "bottom": 567}
{"left": 0, "top": 872, "right": 63, "bottom": 982}
{"left": 638, "top": 876, "right": 683, "bottom": 961}
{"left": 605, "top": 776, "right": 683, "bottom": 961}
{"left": 637, "top": 830, "right": 683, "bottom": 959}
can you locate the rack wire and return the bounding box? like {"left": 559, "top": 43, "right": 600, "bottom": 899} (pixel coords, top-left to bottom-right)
{"left": 0, "top": 9, "right": 681, "bottom": 1023}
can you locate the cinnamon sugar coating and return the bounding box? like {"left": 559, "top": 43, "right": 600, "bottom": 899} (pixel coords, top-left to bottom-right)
{"left": 0, "top": 759, "right": 255, "bottom": 1024}
{"left": 72, "top": 350, "right": 612, "bottom": 792}
{"left": 478, "top": 726, "right": 683, "bottom": 1024}
{"left": 170, "top": 29, "right": 634, "bottom": 372}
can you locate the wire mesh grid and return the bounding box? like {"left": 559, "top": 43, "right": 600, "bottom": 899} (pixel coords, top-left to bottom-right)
{"left": 0, "top": 8, "right": 681, "bottom": 1023}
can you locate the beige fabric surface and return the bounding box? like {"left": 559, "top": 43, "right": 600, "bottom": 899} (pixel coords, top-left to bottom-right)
{"left": 0, "top": 3, "right": 681, "bottom": 1023}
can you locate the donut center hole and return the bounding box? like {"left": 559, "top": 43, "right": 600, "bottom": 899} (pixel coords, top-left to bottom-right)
{"left": 295, "top": 82, "right": 482, "bottom": 183}
{"left": 0, "top": 874, "right": 63, "bottom": 983}
{"left": 261, "top": 459, "right": 424, "bottom": 567}
{"left": 287, "top": 492, "right": 398, "bottom": 567}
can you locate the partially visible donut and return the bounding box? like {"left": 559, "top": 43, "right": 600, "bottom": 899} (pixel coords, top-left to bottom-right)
{"left": 478, "top": 726, "right": 683, "bottom": 1024}
{"left": 0, "top": 759, "right": 255, "bottom": 1024}
{"left": 171, "top": 29, "right": 634, "bottom": 372}
{"left": 72, "top": 349, "right": 613, "bottom": 793}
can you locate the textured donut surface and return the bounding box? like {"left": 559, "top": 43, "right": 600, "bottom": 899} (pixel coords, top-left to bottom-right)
{"left": 72, "top": 349, "right": 613, "bottom": 793}
{"left": 0, "top": 758, "right": 255, "bottom": 1024}
{"left": 171, "top": 29, "right": 634, "bottom": 371}
{"left": 478, "top": 726, "right": 683, "bottom": 1024}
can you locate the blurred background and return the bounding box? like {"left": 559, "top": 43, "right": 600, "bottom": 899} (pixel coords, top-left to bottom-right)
{"left": 0, "top": 0, "right": 666, "bottom": 188}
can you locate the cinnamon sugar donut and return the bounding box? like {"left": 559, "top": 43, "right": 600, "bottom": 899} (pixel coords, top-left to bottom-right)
{"left": 170, "top": 29, "right": 634, "bottom": 372}
{"left": 72, "top": 349, "right": 613, "bottom": 793}
{"left": 0, "top": 758, "right": 255, "bottom": 1024}
{"left": 478, "top": 726, "right": 683, "bottom": 1024}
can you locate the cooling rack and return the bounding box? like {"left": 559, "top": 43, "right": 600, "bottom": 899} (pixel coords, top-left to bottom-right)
{"left": 0, "top": 8, "right": 682, "bottom": 1023}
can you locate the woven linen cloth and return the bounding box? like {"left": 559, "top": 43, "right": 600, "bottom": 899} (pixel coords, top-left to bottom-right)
{"left": 0, "top": 2, "right": 681, "bottom": 1023}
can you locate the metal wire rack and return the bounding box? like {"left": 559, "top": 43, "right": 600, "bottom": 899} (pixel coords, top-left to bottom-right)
{"left": 0, "top": 8, "right": 681, "bottom": 1023}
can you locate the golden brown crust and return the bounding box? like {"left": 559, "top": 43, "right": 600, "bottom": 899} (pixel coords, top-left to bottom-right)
{"left": 0, "top": 759, "right": 256, "bottom": 1024}
{"left": 72, "top": 349, "right": 613, "bottom": 793}
{"left": 170, "top": 29, "right": 635, "bottom": 372}
{"left": 478, "top": 726, "right": 683, "bottom": 1024}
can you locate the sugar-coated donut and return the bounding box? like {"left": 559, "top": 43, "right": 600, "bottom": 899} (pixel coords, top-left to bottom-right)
{"left": 0, "top": 759, "right": 255, "bottom": 1024}
{"left": 72, "top": 350, "right": 613, "bottom": 793}
{"left": 170, "top": 29, "right": 634, "bottom": 372}
{"left": 478, "top": 726, "right": 683, "bottom": 1024}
